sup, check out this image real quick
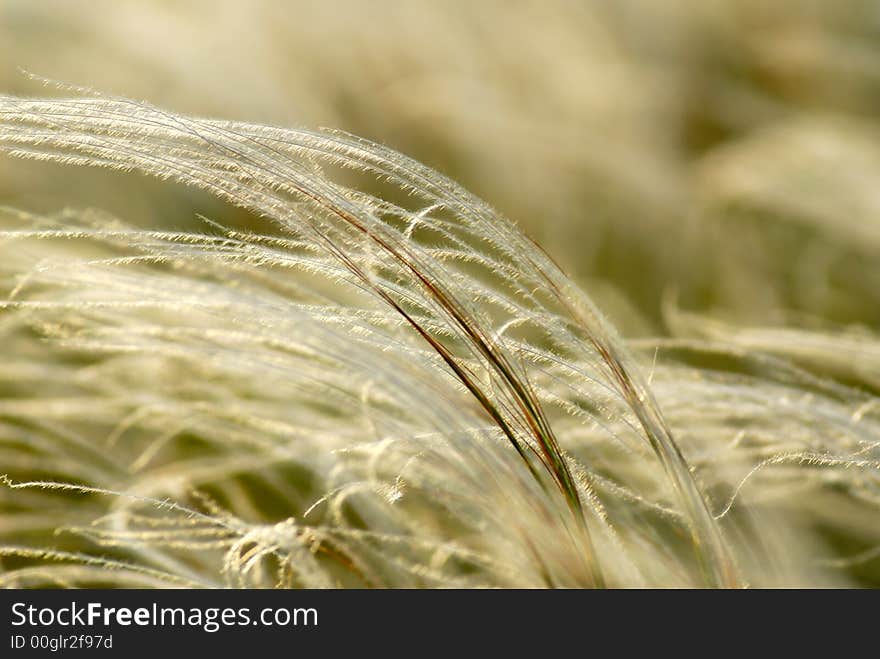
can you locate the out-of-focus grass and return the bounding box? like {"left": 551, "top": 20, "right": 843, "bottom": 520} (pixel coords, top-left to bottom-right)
{"left": 3, "top": 0, "right": 879, "bottom": 331}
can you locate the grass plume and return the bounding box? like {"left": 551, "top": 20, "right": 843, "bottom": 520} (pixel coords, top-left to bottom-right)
{"left": 0, "top": 87, "right": 878, "bottom": 588}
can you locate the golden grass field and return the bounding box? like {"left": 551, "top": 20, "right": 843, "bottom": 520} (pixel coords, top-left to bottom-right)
{"left": 1, "top": 0, "right": 879, "bottom": 587}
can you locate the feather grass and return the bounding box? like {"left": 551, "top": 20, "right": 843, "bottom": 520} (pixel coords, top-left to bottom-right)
{"left": 0, "top": 91, "right": 877, "bottom": 587}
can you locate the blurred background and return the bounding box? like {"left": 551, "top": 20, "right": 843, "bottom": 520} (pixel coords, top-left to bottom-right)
{"left": 2, "top": 0, "right": 879, "bottom": 337}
